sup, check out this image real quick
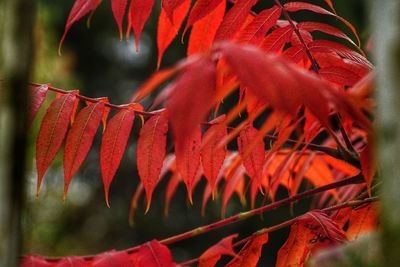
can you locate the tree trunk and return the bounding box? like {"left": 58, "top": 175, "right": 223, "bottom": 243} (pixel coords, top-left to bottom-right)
{"left": 373, "top": 0, "right": 400, "bottom": 266}
{"left": 0, "top": 0, "right": 36, "bottom": 266}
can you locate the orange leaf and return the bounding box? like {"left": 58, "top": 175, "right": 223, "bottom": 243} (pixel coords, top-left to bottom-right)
{"left": 100, "top": 108, "right": 135, "bottom": 207}
{"left": 137, "top": 112, "right": 169, "bottom": 213}
{"left": 63, "top": 102, "right": 105, "bottom": 200}
{"left": 226, "top": 234, "right": 268, "bottom": 267}
{"left": 360, "top": 138, "right": 376, "bottom": 194}
{"left": 157, "top": 0, "right": 191, "bottom": 67}
{"left": 346, "top": 203, "right": 379, "bottom": 240}
{"left": 187, "top": 0, "right": 226, "bottom": 56}
{"left": 199, "top": 234, "right": 238, "bottom": 267}
{"left": 136, "top": 240, "right": 174, "bottom": 267}
{"left": 36, "top": 92, "right": 78, "bottom": 196}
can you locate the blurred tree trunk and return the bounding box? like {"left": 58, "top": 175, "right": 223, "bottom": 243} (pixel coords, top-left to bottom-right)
{"left": 373, "top": 0, "right": 400, "bottom": 266}
{"left": 0, "top": 0, "right": 36, "bottom": 266}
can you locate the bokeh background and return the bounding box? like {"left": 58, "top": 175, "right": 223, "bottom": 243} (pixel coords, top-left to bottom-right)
{"left": 26, "top": 0, "right": 369, "bottom": 265}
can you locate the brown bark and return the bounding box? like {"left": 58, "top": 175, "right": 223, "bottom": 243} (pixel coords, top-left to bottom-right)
{"left": 0, "top": 0, "right": 36, "bottom": 266}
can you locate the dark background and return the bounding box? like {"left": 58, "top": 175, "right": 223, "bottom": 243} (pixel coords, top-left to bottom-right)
{"left": 25, "top": 0, "right": 369, "bottom": 265}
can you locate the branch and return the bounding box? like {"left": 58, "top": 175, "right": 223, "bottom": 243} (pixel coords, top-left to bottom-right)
{"left": 179, "top": 196, "right": 379, "bottom": 266}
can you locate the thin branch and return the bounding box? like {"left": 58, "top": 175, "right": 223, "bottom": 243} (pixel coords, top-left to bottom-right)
{"left": 179, "top": 196, "right": 379, "bottom": 266}
{"left": 30, "top": 83, "right": 165, "bottom": 116}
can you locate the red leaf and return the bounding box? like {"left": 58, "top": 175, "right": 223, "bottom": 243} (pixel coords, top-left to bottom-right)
{"left": 127, "top": 0, "right": 155, "bottom": 51}
{"left": 174, "top": 126, "right": 202, "bottom": 203}
{"left": 111, "top": 0, "right": 128, "bottom": 39}
{"left": 157, "top": 0, "right": 191, "bottom": 67}
{"left": 319, "top": 66, "right": 361, "bottom": 87}
{"left": 29, "top": 84, "right": 48, "bottom": 127}
{"left": 298, "top": 22, "right": 356, "bottom": 47}
{"left": 100, "top": 108, "right": 135, "bottom": 207}
{"left": 136, "top": 240, "right": 174, "bottom": 267}
{"left": 237, "top": 5, "right": 282, "bottom": 45}
{"left": 167, "top": 56, "right": 216, "bottom": 145}
{"left": 162, "top": 0, "right": 186, "bottom": 22}
{"left": 55, "top": 257, "right": 87, "bottom": 267}
{"left": 184, "top": 0, "right": 225, "bottom": 34}
{"left": 283, "top": 1, "right": 360, "bottom": 46}
{"left": 237, "top": 125, "right": 265, "bottom": 185}
{"left": 92, "top": 250, "right": 133, "bottom": 266}
{"left": 201, "top": 121, "right": 227, "bottom": 193}
{"left": 308, "top": 40, "right": 373, "bottom": 69}
{"left": 226, "top": 233, "right": 268, "bottom": 267}
{"left": 63, "top": 102, "right": 105, "bottom": 200}
{"left": 219, "top": 42, "right": 333, "bottom": 128}
{"left": 262, "top": 25, "right": 294, "bottom": 52}
{"left": 222, "top": 160, "right": 245, "bottom": 217}
{"left": 187, "top": 0, "right": 226, "bottom": 56}
{"left": 137, "top": 112, "right": 169, "bottom": 213}
{"left": 360, "top": 138, "right": 375, "bottom": 194}
{"left": 59, "top": 0, "right": 102, "bottom": 54}
{"left": 214, "top": 0, "right": 258, "bottom": 41}
{"left": 36, "top": 92, "right": 78, "bottom": 196}
{"left": 20, "top": 255, "right": 51, "bottom": 267}
{"left": 199, "top": 234, "right": 238, "bottom": 267}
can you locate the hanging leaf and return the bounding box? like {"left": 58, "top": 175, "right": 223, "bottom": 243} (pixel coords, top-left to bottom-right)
{"left": 162, "top": 0, "right": 187, "bottom": 22}
{"left": 157, "top": 0, "right": 191, "bottom": 67}
{"left": 59, "top": 0, "right": 102, "bottom": 54}
{"left": 167, "top": 56, "right": 216, "bottom": 147}
{"left": 201, "top": 120, "right": 227, "bottom": 194}
{"left": 199, "top": 234, "right": 238, "bottom": 267}
{"left": 137, "top": 112, "right": 169, "bottom": 213}
{"left": 100, "top": 107, "right": 135, "bottom": 207}
{"left": 214, "top": 0, "right": 258, "bottom": 41}
{"left": 226, "top": 233, "right": 268, "bottom": 267}
{"left": 111, "top": 0, "right": 128, "bottom": 40}
{"left": 237, "top": 125, "right": 265, "bottom": 184}
{"left": 184, "top": 0, "right": 225, "bottom": 34}
{"left": 63, "top": 101, "right": 105, "bottom": 200}
{"left": 187, "top": 0, "right": 226, "bottom": 56}
{"left": 346, "top": 203, "right": 379, "bottom": 240}
{"left": 175, "top": 126, "right": 202, "bottom": 203}
{"left": 136, "top": 240, "right": 174, "bottom": 267}
{"left": 127, "top": 0, "right": 154, "bottom": 50}
{"left": 29, "top": 84, "right": 48, "bottom": 127}
{"left": 36, "top": 92, "right": 78, "bottom": 196}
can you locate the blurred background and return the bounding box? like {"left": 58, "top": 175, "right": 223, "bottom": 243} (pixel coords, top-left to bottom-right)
{"left": 26, "top": 0, "right": 369, "bottom": 265}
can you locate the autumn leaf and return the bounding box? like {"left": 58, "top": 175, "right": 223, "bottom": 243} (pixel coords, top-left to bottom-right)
{"left": 184, "top": 0, "right": 225, "bottom": 35}
{"left": 59, "top": 0, "right": 102, "bottom": 54}
{"left": 157, "top": 0, "right": 191, "bottom": 67}
{"left": 55, "top": 256, "right": 87, "bottom": 267}
{"left": 187, "top": 0, "right": 226, "bottom": 56}
{"left": 36, "top": 92, "right": 78, "bottom": 196}
{"left": 20, "top": 255, "right": 51, "bottom": 267}
{"left": 174, "top": 126, "right": 202, "bottom": 203}
{"left": 127, "top": 0, "right": 155, "bottom": 51}
{"left": 29, "top": 84, "right": 48, "bottom": 127}
{"left": 100, "top": 107, "right": 135, "bottom": 207}
{"left": 199, "top": 234, "right": 238, "bottom": 267}
{"left": 226, "top": 234, "right": 268, "bottom": 267}
{"left": 162, "top": 0, "right": 187, "bottom": 22}
{"left": 346, "top": 203, "right": 379, "bottom": 240}
{"left": 201, "top": 119, "right": 227, "bottom": 194}
{"left": 137, "top": 112, "right": 169, "bottom": 213}
{"left": 111, "top": 0, "right": 128, "bottom": 40}
{"left": 214, "top": 0, "right": 257, "bottom": 41}
{"left": 63, "top": 101, "right": 105, "bottom": 200}
{"left": 136, "top": 240, "right": 174, "bottom": 267}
